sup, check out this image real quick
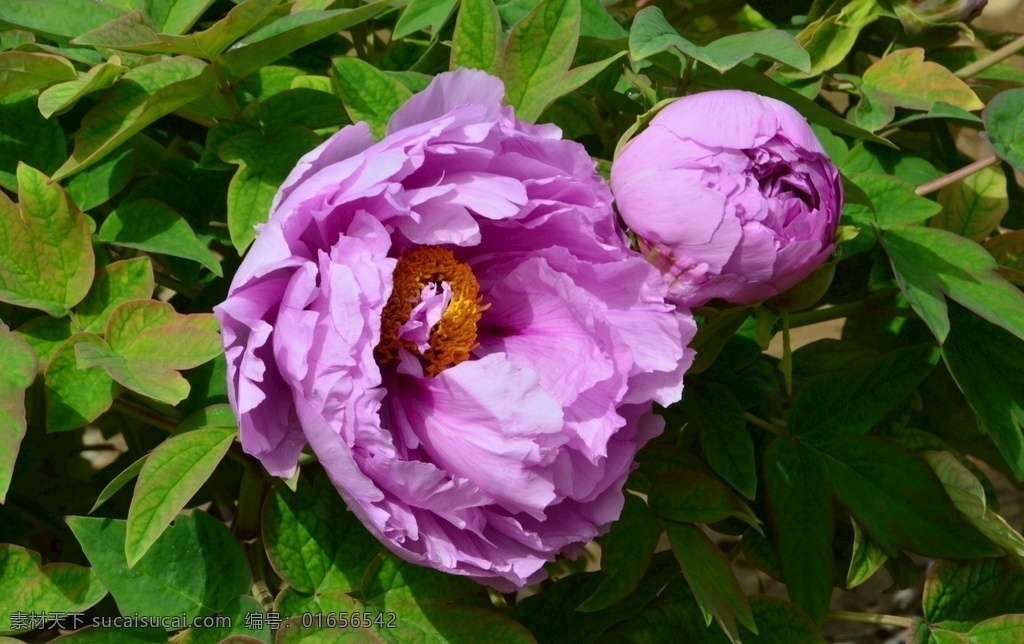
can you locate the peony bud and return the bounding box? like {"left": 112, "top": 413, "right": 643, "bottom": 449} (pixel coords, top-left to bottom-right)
{"left": 611, "top": 89, "right": 843, "bottom": 309}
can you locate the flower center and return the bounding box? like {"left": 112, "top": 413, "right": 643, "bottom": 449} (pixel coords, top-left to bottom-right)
{"left": 377, "top": 246, "right": 485, "bottom": 376}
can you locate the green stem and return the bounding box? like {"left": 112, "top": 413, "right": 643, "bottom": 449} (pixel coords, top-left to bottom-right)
{"left": 780, "top": 310, "right": 793, "bottom": 397}
{"left": 235, "top": 467, "right": 273, "bottom": 610}
{"left": 826, "top": 610, "right": 915, "bottom": 629}
{"left": 956, "top": 33, "right": 1024, "bottom": 79}
{"left": 744, "top": 412, "right": 785, "bottom": 436}
{"left": 787, "top": 288, "right": 900, "bottom": 328}
{"left": 112, "top": 398, "right": 179, "bottom": 433}
{"left": 915, "top": 154, "right": 1000, "bottom": 196}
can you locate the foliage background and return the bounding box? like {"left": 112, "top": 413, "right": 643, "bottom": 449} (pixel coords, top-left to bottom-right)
{"left": 2, "top": 0, "right": 1024, "bottom": 641}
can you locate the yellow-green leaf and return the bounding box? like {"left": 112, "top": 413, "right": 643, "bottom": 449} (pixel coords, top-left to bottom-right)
{"left": 0, "top": 326, "right": 36, "bottom": 504}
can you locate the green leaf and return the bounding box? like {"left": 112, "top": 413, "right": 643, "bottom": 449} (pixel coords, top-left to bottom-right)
{"left": 933, "top": 167, "right": 1008, "bottom": 242}
{"left": 0, "top": 0, "right": 126, "bottom": 40}
{"left": 942, "top": 308, "right": 1024, "bottom": 480}
{"left": 217, "top": 2, "right": 391, "bottom": 81}
{"left": 148, "top": 0, "right": 281, "bottom": 58}
{"left": 629, "top": 7, "right": 809, "bottom": 73}
{"left": 844, "top": 173, "right": 942, "bottom": 229}
{"left": 983, "top": 88, "right": 1024, "bottom": 172}
{"left": 965, "top": 615, "right": 1024, "bottom": 643}
{"left": 925, "top": 451, "right": 1024, "bottom": 564}
{"left": 91, "top": 454, "right": 147, "bottom": 513}
{"left": 53, "top": 56, "right": 218, "bottom": 181}
{"left": 125, "top": 427, "right": 236, "bottom": 567}
{"left": 0, "top": 164, "right": 94, "bottom": 317}
{"left": 331, "top": 56, "right": 412, "bottom": 140}
{"left": 67, "top": 511, "right": 250, "bottom": 623}
{"left": 73, "top": 258, "right": 154, "bottom": 333}
{"left": 96, "top": 199, "right": 222, "bottom": 276}
{"left": 65, "top": 143, "right": 136, "bottom": 212}
{"left": 76, "top": 300, "right": 221, "bottom": 405}
{"left": 786, "top": 0, "right": 883, "bottom": 78}
{"left": 741, "top": 596, "right": 822, "bottom": 644}
{"left": 598, "top": 576, "right": 726, "bottom": 643}
{"left": 261, "top": 87, "right": 346, "bottom": 130}
{"left": 984, "top": 230, "right": 1024, "bottom": 285}
{"left": 0, "top": 52, "right": 76, "bottom": 100}
{"left": 0, "top": 92, "right": 65, "bottom": 192}
{"left": 15, "top": 316, "right": 71, "bottom": 371}
{"left": 846, "top": 520, "right": 888, "bottom": 588}
{"left": 361, "top": 552, "right": 479, "bottom": 605}
{"left": 44, "top": 333, "right": 116, "bottom": 432}
{"left": 38, "top": 58, "right": 127, "bottom": 119}
{"left": 648, "top": 472, "right": 761, "bottom": 532}
{"left": 821, "top": 437, "right": 998, "bottom": 559}
{"left": 789, "top": 343, "right": 939, "bottom": 442}
{"left": 578, "top": 494, "right": 662, "bottom": 612}
{"left": 923, "top": 557, "right": 1024, "bottom": 629}
{"left": 665, "top": 522, "right": 756, "bottom": 643}
{"left": 176, "top": 595, "right": 270, "bottom": 643}
{"left": 0, "top": 545, "right": 107, "bottom": 635}
{"left": 219, "top": 126, "right": 321, "bottom": 253}
{"left": 262, "top": 470, "right": 383, "bottom": 595}
{"left": 0, "top": 326, "right": 36, "bottom": 504}
{"left": 452, "top": 0, "right": 503, "bottom": 75}
{"left": 500, "top": 0, "right": 580, "bottom": 123}
{"left": 687, "top": 384, "right": 756, "bottom": 499}
{"left": 764, "top": 438, "right": 833, "bottom": 625}
{"left": 394, "top": 0, "right": 459, "bottom": 39}
{"left": 150, "top": 0, "right": 218, "bottom": 35}
{"left": 882, "top": 226, "right": 1024, "bottom": 344}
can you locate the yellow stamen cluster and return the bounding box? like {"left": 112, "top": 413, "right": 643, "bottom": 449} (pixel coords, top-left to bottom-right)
{"left": 376, "top": 246, "right": 486, "bottom": 376}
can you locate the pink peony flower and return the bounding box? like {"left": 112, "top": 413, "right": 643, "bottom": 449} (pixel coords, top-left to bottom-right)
{"left": 215, "top": 69, "right": 695, "bottom": 590}
{"left": 611, "top": 89, "right": 843, "bottom": 309}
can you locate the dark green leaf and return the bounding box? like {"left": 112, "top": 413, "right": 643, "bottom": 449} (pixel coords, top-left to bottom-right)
{"left": 67, "top": 511, "right": 250, "bottom": 623}
{"left": 263, "top": 470, "right": 382, "bottom": 595}
{"left": 578, "top": 494, "right": 662, "bottom": 612}
{"left": 219, "top": 126, "right": 321, "bottom": 253}
{"left": 688, "top": 385, "right": 756, "bottom": 499}
{"left": 14, "top": 316, "right": 70, "bottom": 372}
{"left": 822, "top": 437, "right": 998, "bottom": 558}
{"left": 764, "top": 438, "right": 833, "bottom": 625}
{"left": 37, "top": 58, "right": 126, "bottom": 118}
{"left": 331, "top": 56, "right": 412, "bottom": 139}
{"left": 984, "top": 88, "right": 1024, "bottom": 172}
{"left": 942, "top": 308, "right": 1024, "bottom": 480}
{"left": 789, "top": 343, "right": 939, "bottom": 442}
{"left": 97, "top": 199, "right": 222, "bottom": 276}
{"left": 648, "top": 472, "right": 761, "bottom": 532}
{"left": 0, "top": 92, "right": 65, "bottom": 192}
{"left": 65, "top": 143, "right": 136, "bottom": 212}
{"left": 665, "top": 522, "right": 756, "bottom": 643}
{"left": 882, "top": 226, "right": 1024, "bottom": 343}
{"left": 741, "top": 596, "right": 823, "bottom": 644}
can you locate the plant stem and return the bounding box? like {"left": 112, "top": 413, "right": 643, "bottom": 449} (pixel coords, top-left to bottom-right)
{"left": 956, "top": 33, "right": 1024, "bottom": 79}
{"left": 787, "top": 288, "right": 900, "bottom": 328}
{"left": 826, "top": 610, "right": 915, "bottom": 629}
{"left": 780, "top": 310, "right": 793, "bottom": 397}
{"left": 235, "top": 467, "right": 273, "bottom": 610}
{"left": 744, "top": 412, "right": 785, "bottom": 436}
{"left": 915, "top": 154, "right": 1000, "bottom": 196}
{"left": 112, "top": 398, "right": 178, "bottom": 433}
